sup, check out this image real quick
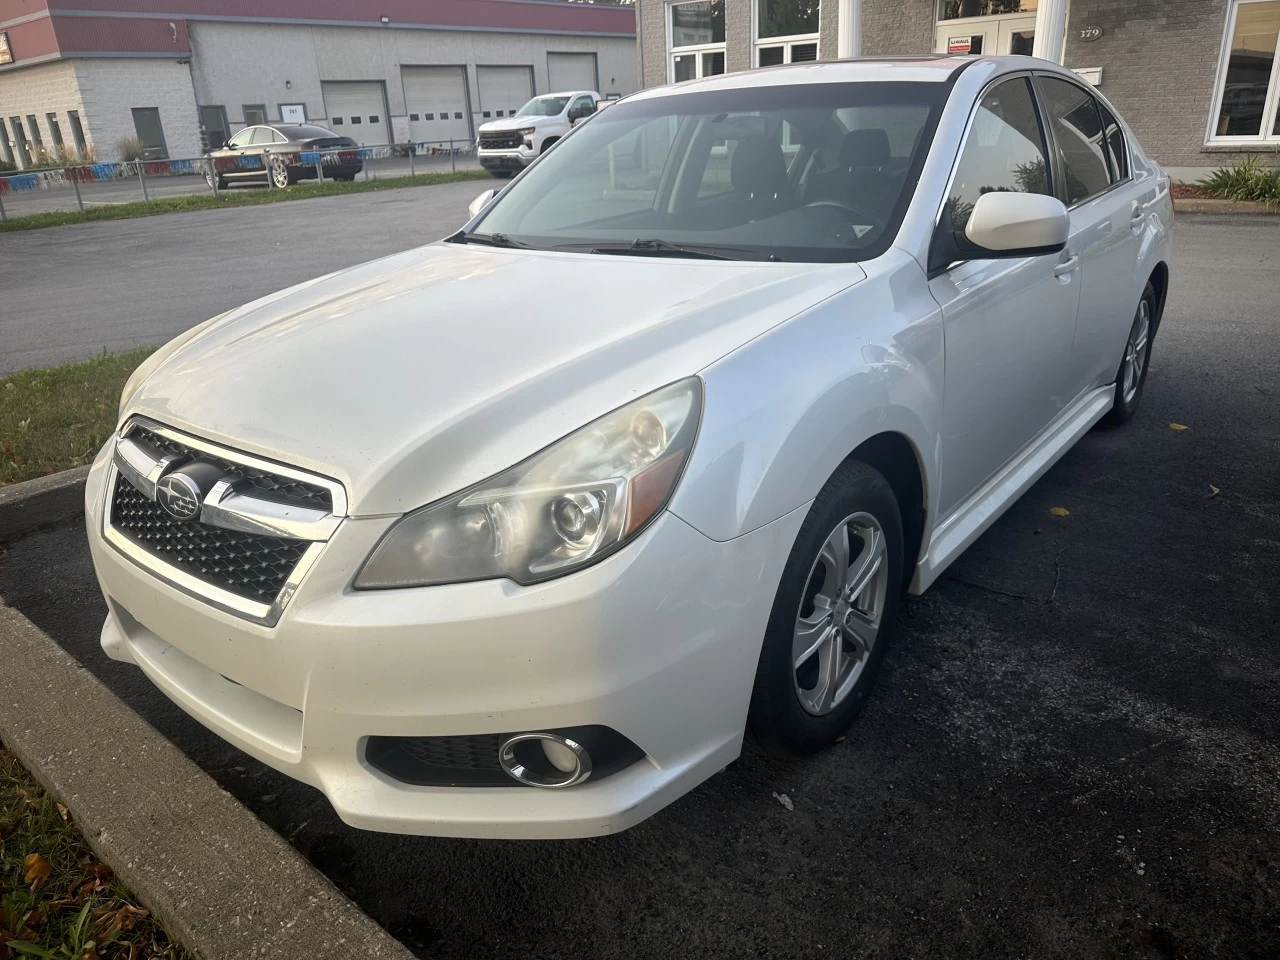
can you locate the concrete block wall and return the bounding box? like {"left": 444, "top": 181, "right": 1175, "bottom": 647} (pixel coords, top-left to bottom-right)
{"left": 0, "top": 60, "right": 88, "bottom": 167}
{"left": 189, "top": 20, "right": 636, "bottom": 141}
{"left": 74, "top": 59, "right": 203, "bottom": 161}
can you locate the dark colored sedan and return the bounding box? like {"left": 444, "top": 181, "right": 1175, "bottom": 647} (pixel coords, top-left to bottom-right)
{"left": 205, "top": 123, "right": 362, "bottom": 189}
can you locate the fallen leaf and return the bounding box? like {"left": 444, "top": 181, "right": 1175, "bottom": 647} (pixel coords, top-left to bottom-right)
{"left": 834, "top": 735, "right": 847, "bottom": 744}
{"left": 1049, "top": 506, "right": 1070, "bottom": 517}
{"left": 17, "top": 418, "right": 30, "bottom": 430}
{"left": 772, "top": 791, "right": 794, "bottom": 812}
{"left": 56, "top": 802, "right": 70, "bottom": 822}
{"left": 1209, "top": 484, "right": 1221, "bottom": 498}
{"left": 1169, "top": 422, "right": 1189, "bottom": 431}
{"left": 24, "top": 853, "right": 52, "bottom": 887}
{"left": 3, "top": 381, "right": 13, "bottom": 390}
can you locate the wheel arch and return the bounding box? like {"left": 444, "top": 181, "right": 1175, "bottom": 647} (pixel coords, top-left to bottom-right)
{"left": 843, "top": 432, "right": 928, "bottom": 595}
{"left": 1147, "top": 260, "right": 1170, "bottom": 331}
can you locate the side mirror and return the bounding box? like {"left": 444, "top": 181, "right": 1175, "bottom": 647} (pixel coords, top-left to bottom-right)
{"left": 468, "top": 188, "right": 496, "bottom": 221}
{"left": 929, "top": 192, "right": 1069, "bottom": 276}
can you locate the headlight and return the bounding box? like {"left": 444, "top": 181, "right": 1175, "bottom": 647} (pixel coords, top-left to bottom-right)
{"left": 355, "top": 378, "right": 702, "bottom": 589}
{"left": 118, "top": 312, "right": 229, "bottom": 420}
{"left": 518, "top": 127, "right": 536, "bottom": 136}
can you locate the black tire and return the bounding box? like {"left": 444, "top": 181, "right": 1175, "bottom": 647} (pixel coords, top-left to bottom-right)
{"left": 335, "top": 173, "right": 356, "bottom": 182}
{"left": 489, "top": 170, "right": 514, "bottom": 179}
{"left": 748, "top": 460, "right": 904, "bottom": 756}
{"left": 204, "top": 168, "right": 225, "bottom": 191}
{"left": 1103, "top": 281, "right": 1158, "bottom": 427}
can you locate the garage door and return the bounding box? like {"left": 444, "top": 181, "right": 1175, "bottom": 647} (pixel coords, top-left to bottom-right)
{"left": 321, "top": 81, "right": 388, "bottom": 146}
{"left": 547, "top": 53, "right": 598, "bottom": 94}
{"left": 475, "top": 66, "right": 534, "bottom": 123}
{"left": 402, "top": 66, "right": 471, "bottom": 145}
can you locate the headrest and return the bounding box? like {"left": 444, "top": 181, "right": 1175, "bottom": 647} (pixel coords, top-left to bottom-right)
{"left": 840, "top": 128, "right": 890, "bottom": 168}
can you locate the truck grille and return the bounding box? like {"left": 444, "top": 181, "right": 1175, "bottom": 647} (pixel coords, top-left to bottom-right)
{"left": 111, "top": 479, "right": 309, "bottom": 605}
{"left": 479, "top": 131, "right": 523, "bottom": 150}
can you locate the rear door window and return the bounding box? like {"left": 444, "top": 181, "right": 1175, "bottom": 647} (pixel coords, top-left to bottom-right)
{"left": 1038, "top": 76, "right": 1112, "bottom": 204}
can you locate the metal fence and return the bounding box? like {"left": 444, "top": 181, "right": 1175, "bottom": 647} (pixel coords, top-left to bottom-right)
{"left": 0, "top": 139, "right": 479, "bottom": 220}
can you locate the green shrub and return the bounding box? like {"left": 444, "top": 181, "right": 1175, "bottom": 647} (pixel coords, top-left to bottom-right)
{"left": 1199, "top": 155, "right": 1280, "bottom": 206}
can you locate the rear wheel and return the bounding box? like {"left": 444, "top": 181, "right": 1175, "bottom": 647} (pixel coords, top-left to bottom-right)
{"left": 269, "top": 154, "right": 291, "bottom": 189}
{"left": 748, "top": 460, "right": 904, "bottom": 756}
{"left": 1104, "top": 281, "right": 1157, "bottom": 426}
{"left": 489, "top": 170, "right": 514, "bottom": 179}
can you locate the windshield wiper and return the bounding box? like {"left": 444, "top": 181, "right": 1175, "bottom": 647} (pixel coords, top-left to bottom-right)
{"left": 462, "top": 232, "right": 531, "bottom": 249}
{"left": 557, "top": 239, "right": 764, "bottom": 261}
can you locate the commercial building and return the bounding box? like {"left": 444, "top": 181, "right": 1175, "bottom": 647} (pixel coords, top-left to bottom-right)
{"left": 0, "top": 0, "right": 636, "bottom": 167}
{"left": 636, "top": 0, "right": 1280, "bottom": 177}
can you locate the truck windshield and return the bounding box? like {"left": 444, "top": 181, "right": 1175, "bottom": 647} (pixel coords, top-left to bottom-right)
{"left": 469, "top": 82, "right": 947, "bottom": 263}
{"left": 516, "top": 96, "right": 572, "bottom": 118}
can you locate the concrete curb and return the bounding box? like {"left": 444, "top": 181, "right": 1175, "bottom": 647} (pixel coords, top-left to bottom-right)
{"left": 0, "top": 466, "right": 89, "bottom": 543}
{"left": 1174, "top": 198, "right": 1280, "bottom": 215}
{"left": 0, "top": 602, "right": 414, "bottom": 960}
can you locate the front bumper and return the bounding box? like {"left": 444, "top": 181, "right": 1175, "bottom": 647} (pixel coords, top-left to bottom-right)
{"left": 84, "top": 442, "right": 804, "bottom": 838}
{"left": 477, "top": 148, "right": 533, "bottom": 171}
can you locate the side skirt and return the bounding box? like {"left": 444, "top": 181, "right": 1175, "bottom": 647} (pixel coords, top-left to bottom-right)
{"left": 910, "top": 384, "right": 1114, "bottom": 594}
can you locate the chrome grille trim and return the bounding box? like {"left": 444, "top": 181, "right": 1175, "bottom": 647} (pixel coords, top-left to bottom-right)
{"left": 103, "top": 417, "right": 348, "bottom": 627}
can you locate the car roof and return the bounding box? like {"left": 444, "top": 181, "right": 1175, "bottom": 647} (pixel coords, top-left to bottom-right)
{"left": 535, "top": 91, "right": 597, "bottom": 99}
{"left": 627, "top": 55, "right": 1065, "bottom": 101}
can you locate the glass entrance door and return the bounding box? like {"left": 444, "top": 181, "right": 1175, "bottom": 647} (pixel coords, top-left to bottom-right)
{"left": 936, "top": 14, "right": 1036, "bottom": 57}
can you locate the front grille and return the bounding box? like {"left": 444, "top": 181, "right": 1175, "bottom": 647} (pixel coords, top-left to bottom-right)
{"left": 111, "top": 479, "right": 309, "bottom": 605}
{"left": 479, "top": 131, "right": 523, "bottom": 150}
{"left": 132, "top": 426, "right": 331, "bottom": 511}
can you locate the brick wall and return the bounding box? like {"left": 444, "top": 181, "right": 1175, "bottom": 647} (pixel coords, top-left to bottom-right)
{"left": 1063, "top": 0, "right": 1240, "bottom": 170}
{"left": 862, "top": 0, "right": 936, "bottom": 56}
{"left": 0, "top": 60, "right": 88, "bottom": 168}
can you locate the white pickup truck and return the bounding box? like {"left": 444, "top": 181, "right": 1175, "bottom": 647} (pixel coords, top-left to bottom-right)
{"left": 476, "top": 90, "right": 601, "bottom": 178}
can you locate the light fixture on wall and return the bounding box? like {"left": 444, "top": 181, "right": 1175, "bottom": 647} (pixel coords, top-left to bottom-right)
{"left": 285, "top": 80, "right": 292, "bottom": 89}
{"left": 380, "top": 15, "right": 390, "bottom": 23}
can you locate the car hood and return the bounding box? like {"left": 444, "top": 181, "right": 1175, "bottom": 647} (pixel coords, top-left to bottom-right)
{"left": 478, "top": 116, "right": 550, "bottom": 132}
{"left": 125, "top": 243, "right": 865, "bottom": 516}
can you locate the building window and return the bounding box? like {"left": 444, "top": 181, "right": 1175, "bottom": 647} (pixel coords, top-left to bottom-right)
{"left": 938, "top": 0, "right": 1036, "bottom": 19}
{"left": 1210, "top": 0, "right": 1280, "bottom": 140}
{"left": 668, "top": 1, "right": 726, "bottom": 82}
{"left": 0, "top": 119, "right": 14, "bottom": 166}
{"left": 755, "top": 0, "right": 821, "bottom": 68}
{"left": 68, "top": 111, "right": 87, "bottom": 154}
{"left": 26, "top": 115, "right": 43, "bottom": 148}
{"left": 243, "top": 104, "right": 267, "bottom": 126}
{"left": 46, "top": 113, "right": 64, "bottom": 147}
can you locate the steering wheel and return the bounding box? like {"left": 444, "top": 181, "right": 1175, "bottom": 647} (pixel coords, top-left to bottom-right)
{"left": 804, "top": 199, "right": 878, "bottom": 243}
{"left": 805, "top": 199, "right": 878, "bottom": 225}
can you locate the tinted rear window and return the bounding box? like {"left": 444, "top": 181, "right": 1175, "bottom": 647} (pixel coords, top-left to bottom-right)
{"left": 276, "top": 124, "right": 339, "bottom": 141}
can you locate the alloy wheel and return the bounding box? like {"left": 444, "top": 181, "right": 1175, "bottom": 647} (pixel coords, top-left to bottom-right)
{"left": 1122, "top": 299, "right": 1151, "bottom": 405}
{"left": 792, "top": 512, "right": 889, "bottom": 716}
{"left": 270, "top": 155, "right": 289, "bottom": 189}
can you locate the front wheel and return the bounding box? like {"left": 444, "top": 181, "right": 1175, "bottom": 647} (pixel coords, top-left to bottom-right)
{"left": 748, "top": 460, "right": 904, "bottom": 756}
{"left": 1103, "top": 282, "right": 1157, "bottom": 426}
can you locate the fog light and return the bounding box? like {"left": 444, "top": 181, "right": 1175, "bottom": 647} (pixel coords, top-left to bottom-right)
{"left": 499, "top": 733, "right": 592, "bottom": 788}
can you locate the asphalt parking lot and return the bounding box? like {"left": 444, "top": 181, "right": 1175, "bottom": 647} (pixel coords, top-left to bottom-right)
{"left": 0, "top": 177, "right": 484, "bottom": 373}
{"left": 1, "top": 214, "right": 1278, "bottom": 960}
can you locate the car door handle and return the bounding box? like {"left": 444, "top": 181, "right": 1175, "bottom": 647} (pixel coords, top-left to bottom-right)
{"left": 1053, "top": 255, "right": 1080, "bottom": 277}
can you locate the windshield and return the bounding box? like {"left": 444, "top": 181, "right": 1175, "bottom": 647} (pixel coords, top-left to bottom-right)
{"left": 469, "top": 82, "right": 946, "bottom": 262}
{"left": 516, "top": 96, "right": 572, "bottom": 118}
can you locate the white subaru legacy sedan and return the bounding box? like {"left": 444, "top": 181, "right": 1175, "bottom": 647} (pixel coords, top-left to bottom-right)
{"left": 86, "top": 57, "right": 1172, "bottom": 839}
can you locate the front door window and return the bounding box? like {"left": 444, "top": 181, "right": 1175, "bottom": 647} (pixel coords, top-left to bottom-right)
{"left": 935, "top": 0, "right": 1037, "bottom": 57}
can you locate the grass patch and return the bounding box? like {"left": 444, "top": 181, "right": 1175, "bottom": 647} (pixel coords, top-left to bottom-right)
{"left": 1199, "top": 155, "right": 1280, "bottom": 206}
{"left": 0, "top": 350, "right": 154, "bottom": 488}
{"left": 0, "top": 170, "right": 490, "bottom": 233}
{"left": 0, "top": 745, "right": 189, "bottom": 958}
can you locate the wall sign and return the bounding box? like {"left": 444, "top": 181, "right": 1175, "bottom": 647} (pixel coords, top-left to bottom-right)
{"left": 281, "top": 103, "right": 305, "bottom": 123}
{"left": 1079, "top": 26, "right": 1104, "bottom": 42}
{"left": 947, "top": 36, "right": 973, "bottom": 54}
{"left": 0, "top": 32, "right": 12, "bottom": 65}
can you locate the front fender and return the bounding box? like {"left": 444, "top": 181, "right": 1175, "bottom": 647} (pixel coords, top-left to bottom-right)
{"left": 669, "top": 252, "right": 943, "bottom": 543}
